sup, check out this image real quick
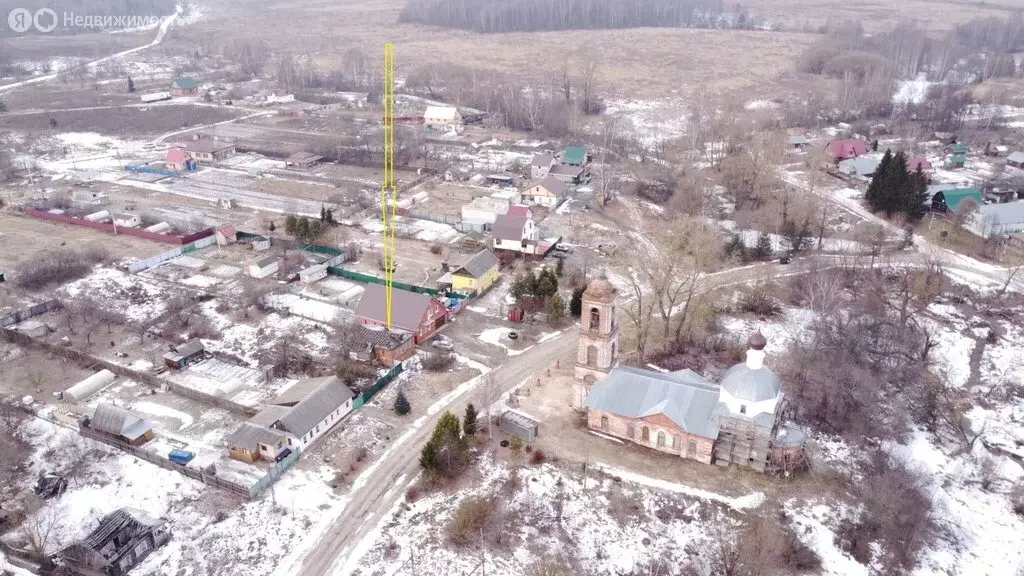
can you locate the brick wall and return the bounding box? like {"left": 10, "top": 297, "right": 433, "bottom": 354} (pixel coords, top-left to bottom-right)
{"left": 588, "top": 409, "right": 715, "bottom": 465}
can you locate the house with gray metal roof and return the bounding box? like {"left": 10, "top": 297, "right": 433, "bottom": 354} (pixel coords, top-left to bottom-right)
{"left": 225, "top": 422, "right": 288, "bottom": 463}
{"left": 245, "top": 375, "right": 356, "bottom": 450}
{"left": 247, "top": 255, "right": 279, "bottom": 279}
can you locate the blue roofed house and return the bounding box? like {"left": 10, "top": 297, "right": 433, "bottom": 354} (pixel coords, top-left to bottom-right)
{"left": 576, "top": 278, "right": 796, "bottom": 472}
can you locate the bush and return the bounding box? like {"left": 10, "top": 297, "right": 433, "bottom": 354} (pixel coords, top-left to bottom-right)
{"left": 335, "top": 358, "right": 377, "bottom": 385}
{"left": 429, "top": 243, "right": 443, "bottom": 255}
{"left": 405, "top": 486, "right": 420, "bottom": 502}
{"left": 447, "top": 497, "right": 495, "bottom": 545}
{"left": 422, "top": 352, "right": 455, "bottom": 372}
{"left": 739, "top": 283, "right": 782, "bottom": 316}
{"left": 16, "top": 248, "right": 108, "bottom": 290}
{"left": 1012, "top": 482, "right": 1024, "bottom": 516}
{"left": 530, "top": 449, "right": 546, "bottom": 464}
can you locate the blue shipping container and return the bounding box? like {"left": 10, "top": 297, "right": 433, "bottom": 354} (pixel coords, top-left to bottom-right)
{"left": 168, "top": 449, "right": 195, "bottom": 465}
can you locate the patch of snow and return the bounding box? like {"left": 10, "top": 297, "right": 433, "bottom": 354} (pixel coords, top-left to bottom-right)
{"left": 894, "top": 74, "right": 937, "bottom": 106}
{"left": 592, "top": 463, "right": 766, "bottom": 510}
{"left": 130, "top": 400, "right": 195, "bottom": 430}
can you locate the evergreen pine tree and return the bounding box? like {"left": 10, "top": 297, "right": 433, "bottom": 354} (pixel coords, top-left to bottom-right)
{"left": 126, "top": 76, "right": 135, "bottom": 93}
{"left": 284, "top": 214, "right": 298, "bottom": 235}
{"left": 394, "top": 389, "right": 411, "bottom": 415}
{"left": 866, "top": 149, "right": 893, "bottom": 212}
{"left": 781, "top": 219, "right": 801, "bottom": 253}
{"left": 547, "top": 293, "right": 567, "bottom": 321}
{"left": 296, "top": 217, "right": 310, "bottom": 240}
{"left": 431, "top": 411, "right": 462, "bottom": 445}
{"left": 753, "top": 232, "right": 774, "bottom": 260}
{"left": 555, "top": 256, "right": 564, "bottom": 277}
{"left": 871, "top": 139, "right": 879, "bottom": 152}
{"left": 419, "top": 440, "right": 437, "bottom": 470}
{"left": 463, "top": 404, "right": 478, "bottom": 436}
{"left": 325, "top": 208, "right": 335, "bottom": 223}
{"left": 320, "top": 205, "right": 327, "bottom": 222}
{"left": 268, "top": 221, "right": 276, "bottom": 232}
{"left": 904, "top": 167, "right": 929, "bottom": 221}
{"left": 537, "top": 268, "right": 558, "bottom": 299}
{"left": 569, "top": 286, "right": 585, "bottom": 317}
{"left": 524, "top": 270, "right": 540, "bottom": 298}
{"left": 724, "top": 234, "right": 745, "bottom": 261}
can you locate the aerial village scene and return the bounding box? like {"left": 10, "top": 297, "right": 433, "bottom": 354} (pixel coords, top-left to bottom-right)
{"left": 1, "top": 0, "right": 1024, "bottom": 575}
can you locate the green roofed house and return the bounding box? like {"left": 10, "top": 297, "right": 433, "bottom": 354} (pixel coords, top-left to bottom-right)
{"left": 947, "top": 155, "right": 966, "bottom": 168}
{"left": 170, "top": 77, "right": 199, "bottom": 96}
{"left": 931, "top": 187, "right": 982, "bottom": 213}
{"left": 561, "top": 146, "right": 588, "bottom": 166}
{"left": 950, "top": 142, "right": 969, "bottom": 154}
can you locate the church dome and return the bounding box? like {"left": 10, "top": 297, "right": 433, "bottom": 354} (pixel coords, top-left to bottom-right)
{"left": 720, "top": 363, "right": 782, "bottom": 403}
{"left": 584, "top": 277, "right": 616, "bottom": 302}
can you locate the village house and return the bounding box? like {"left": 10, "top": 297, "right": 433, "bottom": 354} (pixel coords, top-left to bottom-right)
{"left": 164, "top": 147, "right": 189, "bottom": 171}
{"left": 950, "top": 141, "right": 969, "bottom": 155}
{"left": 185, "top": 138, "right": 236, "bottom": 163}
{"left": 243, "top": 375, "right": 355, "bottom": 451}
{"left": 1007, "top": 151, "right": 1024, "bottom": 169}
{"left": 985, "top": 143, "right": 1010, "bottom": 157}
{"left": 247, "top": 256, "right": 279, "bottom": 279}
{"left": 906, "top": 157, "right": 932, "bottom": 176}
{"left": 825, "top": 139, "right": 868, "bottom": 161}
{"left": 355, "top": 284, "right": 449, "bottom": 344}
{"left": 356, "top": 324, "right": 415, "bottom": 366}
{"left": 112, "top": 213, "right": 141, "bottom": 228}
{"left": 162, "top": 339, "right": 205, "bottom": 369}
{"left": 423, "top": 105, "right": 462, "bottom": 130}
{"left": 492, "top": 208, "right": 540, "bottom": 254}
{"left": 561, "top": 145, "right": 588, "bottom": 166}
{"left": 215, "top": 224, "right": 237, "bottom": 246}
{"left": 548, "top": 163, "right": 588, "bottom": 185}
{"left": 170, "top": 77, "right": 199, "bottom": 96}
{"left": 461, "top": 197, "right": 510, "bottom": 230}
{"left": 838, "top": 156, "right": 879, "bottom": 178}
{"left": 522, "top": 175, "right": 567, "bottom": 207}
{"left": 225, "top": 423, "right": 288, "bottom": 463}
{"left": 87, "top": 404, "right": 154, "bottom": 446}
{"left": 58, "top": 507, "right": 170, "bottom": 576}
{"left": 575, "top": 278, "right": 802, "bottom": 472}
{"left": 788, "top": 135, "right": 807, "bottom": 150}
{"left": 285, "top": 151, "right": 323, "bottom": 169}
{"left": 448, "top": 249, "right": 500, "bottom": 294}
{"left": 530, "top": 153, "right": 557, "bottom": 179}
{"left": 947, "top": 154, "right": 966, "bottom": 169}
{"left": 932, "top": 187, "right": 982, "bottom": 213}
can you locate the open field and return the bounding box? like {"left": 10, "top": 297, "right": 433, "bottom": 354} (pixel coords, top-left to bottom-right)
{"left": 0, "top": 104, "right": 241, "bottom": 137}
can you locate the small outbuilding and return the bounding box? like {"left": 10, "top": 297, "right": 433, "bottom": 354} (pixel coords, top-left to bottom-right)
{"left": 499, "top": 409, "right": 539, "bottom": 442}
{"left": 113, "top": 213, "right": 141, "bottom": 228}
{"left": 423, "top": 106, "right": 463, "bottom": 129}
{"left": 225, "top": 422, "right": 288, "bottom": 463}
{"left": 561, "top": 146, "right": 588, "bottom": 166}
{"left": 285, "top": 151, "right": 323, "bottom": 169}
{"left": 248, "top": 255, "right": 279, "bottom": 279}
{"left": 59, "top": 507, "right": 170, "bottom": 576}
{"left": 163, "top": 339, "right": 206, "bottom": 369}
{"left": 1007, "top": 151, "right": 1024, "bottom": 169}
{"left": 356, "top": 325, "right": 415, "bottom": 366}
{"left": 170, "top": 77, "right": 199, "bottom": 96}
{"left": 63, "top": 369, "right": 117, "bottom": 402}
{"left": 89, "top": 403, "right": 154, "bottom": 445}
{"left": 299, "top": 263, "right": 328, "bottom": 284}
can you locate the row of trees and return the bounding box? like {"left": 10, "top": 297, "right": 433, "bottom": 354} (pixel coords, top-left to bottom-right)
{"left": 865, "top": 150, "right": 929, "bottom": 221}
{"left": 511, "top": 267, "right": 567, "bottom": 321}
{"left": 283, "top": 214, "right": 329, "bottom": 243}
{"left": 419, "top": 406, "right": 478, "bottom": 478}
{"left": 399, "top": 0, "right": 761, "bottom": 33}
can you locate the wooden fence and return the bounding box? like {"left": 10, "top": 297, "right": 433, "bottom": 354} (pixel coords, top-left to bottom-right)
{"left": 79, "top": 427, "right": 251, "bottom": 498}
{"left": 353, "top": 362, "right": 404, "bottom": 409}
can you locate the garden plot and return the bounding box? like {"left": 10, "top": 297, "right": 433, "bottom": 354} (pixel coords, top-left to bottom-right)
{"left": 10, "top": 418, "right": 342, "bottom": 576}
{"left": 200, "top": 301, "right": 333, "bottom": 367}
{"left": 266, "top": 293, "right": 352, "bottom": 324}
{"left": 346, "top": 453, "right": 733, "bottom": 575}
{"left": 60, "top": 266, "right": 172, "bottom": 322}
{"left": 301, "top": 277, "right": 365, "bottom": 306}
{"left": 165, "top": 358, "right": 270, "bottom": 407}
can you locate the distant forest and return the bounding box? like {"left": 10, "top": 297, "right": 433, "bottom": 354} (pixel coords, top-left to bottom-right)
{"left": 398, "top": 0, "right": 765, "bottom": 33}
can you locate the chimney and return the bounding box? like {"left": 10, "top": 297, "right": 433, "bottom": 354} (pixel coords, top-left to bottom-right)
{"left": 745, "top": 330, "right": 767, "bottom": 370}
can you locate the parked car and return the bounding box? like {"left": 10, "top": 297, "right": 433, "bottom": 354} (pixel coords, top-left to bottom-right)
{"left": 550, "top": 251, "right": 567, "bottom": 260}
{"left": 432, "top": 335, "right": 454, "bottom": 351}
{"left": 275, "top": 448, "right": 292, "bottom": 463}
{"left": 554, "top": 245, "right": 572, "bottom": 254}
{"left": 779, "top": 256, "right": 792, "bottom": 265}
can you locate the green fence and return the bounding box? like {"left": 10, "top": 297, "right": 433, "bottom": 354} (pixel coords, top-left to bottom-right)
{"left": 237, "top": 231, "right": 343, "bottom": 257}
{"left": 353, "top": 363, "right": 405, "bottom": 409}
{"left": 326, "top": 266, "right": 439, "bottom": 296}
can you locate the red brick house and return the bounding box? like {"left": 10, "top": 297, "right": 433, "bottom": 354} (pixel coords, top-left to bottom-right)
{"left": 355, "top": 284, "right": 448, "bottom": 344}
{"left": 826, "top": 139, "right": 868, "bottom": 161}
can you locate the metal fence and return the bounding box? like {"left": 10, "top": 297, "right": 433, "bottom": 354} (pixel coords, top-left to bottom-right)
{"left": 353, "top": 363, "right": 404, "bottom": 409}
{"left": 0, "top": 299, "right": 60, "bottom": 328}
{"left": 23, "top": 208, "right": 214, "bottom": 246}
{"left": 128, "top": 235, "right": 218, "bottom": 273}
{"left": 248, "top": 447, "right": 301, "bottom": 498}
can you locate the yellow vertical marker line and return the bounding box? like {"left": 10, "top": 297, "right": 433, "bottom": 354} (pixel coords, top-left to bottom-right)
{"left": 387, "top": 43, "right": 398, "bottom": 334}
{"left": 380, "top": 42, "right": 396, "bottom": 329}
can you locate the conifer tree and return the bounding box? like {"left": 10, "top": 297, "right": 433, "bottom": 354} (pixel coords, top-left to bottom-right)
{"left": 320, "top": 205, "right": 327, "bottom": 222}
{"left": 463, "top": 404, "right": 478, "bottom": 436}
{"left": 569, "top": 286, "right": 585, "bottom": 317}
{"left": 284, "top": 214, "right": 298, "bottom": 235}
{"left": 555, "top": 256, "right": 564, "bottom": 277}
{"left": 905, "top": 167, "right": 930, "bottom": 221}
{"left": 724, "top": 234, "right": 745, "bottom": 261}
{"left": 547, "top": 293, "right": 566, "bottom": 321}
{"left": 394, "top": 389, "right": 411, "bottom": 415}
{"left": 866, "top": 149, "right": 893, "bottom": 211}
{"left": 419, "top": 440, "right": 437, "bottom": 470}
{"left": 753, "top": 232, "right": 774, "bottom": 260}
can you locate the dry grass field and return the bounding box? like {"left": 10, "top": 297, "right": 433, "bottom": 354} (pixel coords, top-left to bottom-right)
{"left": 160, "top": 0, "right": 1024, "bottom": 101}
